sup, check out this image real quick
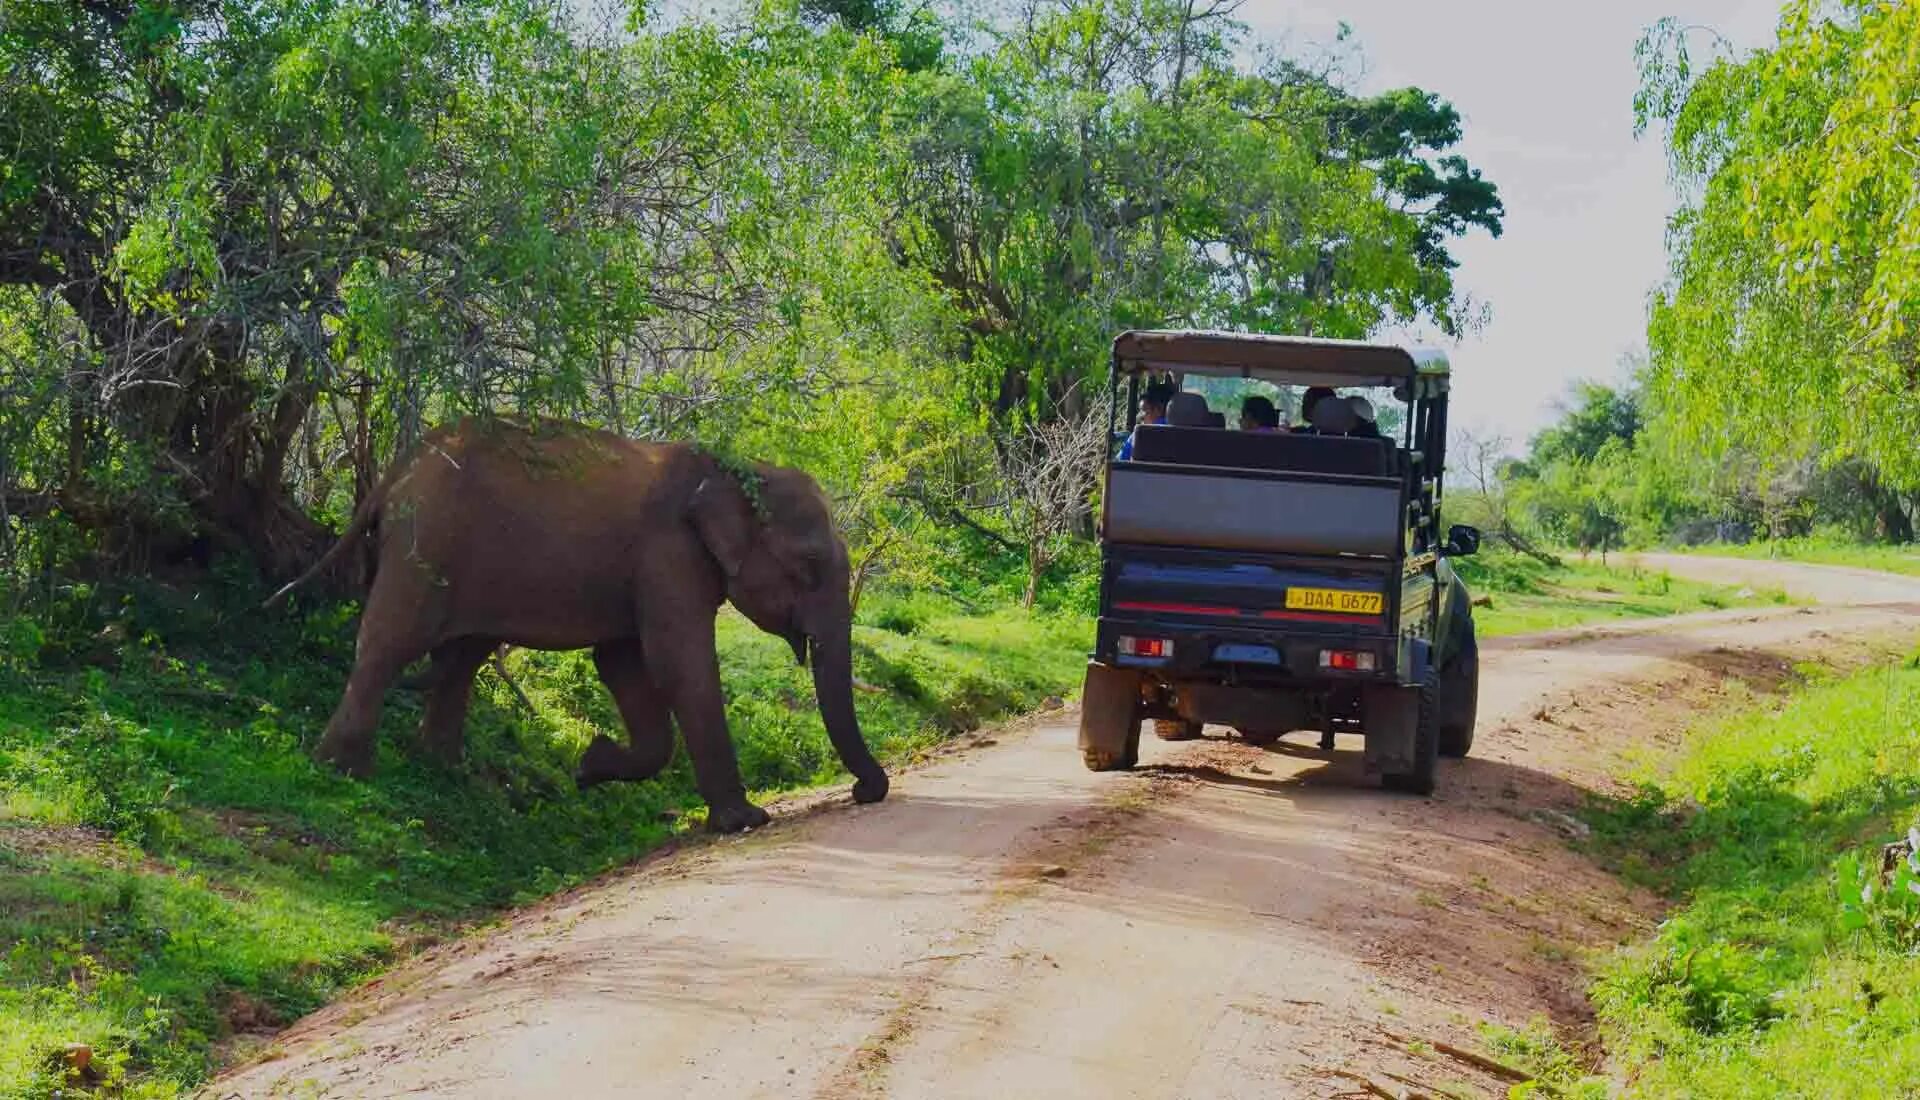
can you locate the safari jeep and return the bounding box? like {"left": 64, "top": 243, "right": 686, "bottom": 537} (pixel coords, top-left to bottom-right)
{"left": 1078, "top": 330, "right": 1482, "bottom": 794}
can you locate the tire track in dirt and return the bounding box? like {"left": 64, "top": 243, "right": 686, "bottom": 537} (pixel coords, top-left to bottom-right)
{"left": 817, "top": 776, "right": 1179, "bottom": 1098}
{"left": 209, "top": 559, "right": 1920, "bottom": 1099}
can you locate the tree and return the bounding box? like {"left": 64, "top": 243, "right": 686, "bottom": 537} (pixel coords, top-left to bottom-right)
{"left": 1637, "top": 2, "right": 1920, "bottom": 506}
{"left": 1524, "top": 382, "right": 1643, "bottom": 468}
{"left": 0, "top": 2, "right": 882, "bottom": 576}
{"left": 886, "top": 0, "right": 1503, "bottom": 425}
{"left": 994, "top": 397, "right": 1107, "bottom": 607}
{"left": 1449, "top": 428, "right": 1557, "bottom": 565}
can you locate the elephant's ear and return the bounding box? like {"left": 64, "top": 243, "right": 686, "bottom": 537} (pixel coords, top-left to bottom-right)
{"left": 688, "top": 476, "right": 752, "bottom": 578}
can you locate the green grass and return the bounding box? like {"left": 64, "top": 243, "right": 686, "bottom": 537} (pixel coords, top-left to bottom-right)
{"left": 0, "top": 574, "right": 1087, "bottom": 1098}
{"left": 1672, "top": 536, "right": 1920, "bottom": 578}
{"left": 1583, "top": 652, "right": 1920, "bottom": 1097}
{"left": 1476, "top": 1018, "right": 1609, "bottom": 1099}
{"left": 1457, "top": 552, "right": 1794, "bottom": 639}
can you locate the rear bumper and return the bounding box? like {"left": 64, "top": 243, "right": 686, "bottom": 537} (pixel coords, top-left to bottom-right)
{"left": 1093, "top": 614, "right": 1401, "bottom": 686}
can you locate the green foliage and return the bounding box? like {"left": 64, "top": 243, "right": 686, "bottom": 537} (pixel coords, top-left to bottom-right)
{"left": 1475, "top": 1018, "right": 1609, "bottom": 1099}
{"left": 1587, "top": 659, "right": 1920, "bottom": 1097}
{"left": 1497, "top": 374, "right": 1917, "bottom": 550}
{"left": 0, "top": 573, "right": 1088, "bottom": 1096}
{"left": 1638, "top": 3, "right": 1920, "bottom": 495}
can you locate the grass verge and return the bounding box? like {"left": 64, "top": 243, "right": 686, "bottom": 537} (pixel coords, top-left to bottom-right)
{"left": 0, "top": 575, "right": 1087, "bottom": 1098}
{"left": 1457, "top": 551, "right": 1793, "bottom": 638}
{"left": 1583, "top": 650, "right": 1920, "bottom": 1097}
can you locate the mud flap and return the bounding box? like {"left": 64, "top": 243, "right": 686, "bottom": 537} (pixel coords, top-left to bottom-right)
{"left": 1360, "top": 683, "right": 1419, "bottom": 776}
{"left": 1079, "top": 662, "right": 1143, "bottom": 771}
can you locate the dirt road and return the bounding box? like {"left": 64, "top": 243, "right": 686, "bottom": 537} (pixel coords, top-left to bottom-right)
{"left": 213, "top": 559, "right": 1920, "bottom": 1099}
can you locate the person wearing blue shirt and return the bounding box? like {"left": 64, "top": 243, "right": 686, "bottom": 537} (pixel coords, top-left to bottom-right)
{"left": 1117, "top": 382, "right": 1177, "bottom": 460}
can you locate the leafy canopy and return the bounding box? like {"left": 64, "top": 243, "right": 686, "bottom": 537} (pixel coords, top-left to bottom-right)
{"left": 1637, "top": 2, "right": 1920, "bottom": 492}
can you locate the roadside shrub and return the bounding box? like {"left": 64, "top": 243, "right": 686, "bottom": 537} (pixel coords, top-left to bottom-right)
{"left": 45, "top": 708, "right": 176, "bottom": 846}
{"left": 1837, "top": 827, "right": 1920, "bottom": 952}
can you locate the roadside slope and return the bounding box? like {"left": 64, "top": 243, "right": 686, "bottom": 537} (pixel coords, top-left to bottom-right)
{"left": 211, "top": 561, "right": 1920, "bottom": 1099}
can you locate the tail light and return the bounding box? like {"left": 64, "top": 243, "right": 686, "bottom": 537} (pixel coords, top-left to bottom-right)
{"left": 1319, "top": 649, "right": 1376, "bottom": 671}
{"left": 1118, "top": 636, "right": 1174, "bottom": 659}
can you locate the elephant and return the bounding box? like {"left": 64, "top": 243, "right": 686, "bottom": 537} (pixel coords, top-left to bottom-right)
{"left": 267, "top": 416, "right": 890, "bottom": 833}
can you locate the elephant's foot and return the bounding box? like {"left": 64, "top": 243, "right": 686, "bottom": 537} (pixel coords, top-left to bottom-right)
{"left": 851, "top": 770, "right": 889, "bottom": 805}
{"left": 575, "top": 734, "right": 670, "bottom": 790}
{"left": 705, "top": 800, "right": 772, "bottom": 834}
{"left": 575, "top": 735, "right": 631, "bottom": 790}
{"left": 314, "top": 731, "right": 376, "bottom": 778}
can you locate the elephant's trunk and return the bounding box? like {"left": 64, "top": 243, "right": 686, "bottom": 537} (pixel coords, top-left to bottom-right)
{"left": 809, "top": 626, "right": 889, "bottom": 805}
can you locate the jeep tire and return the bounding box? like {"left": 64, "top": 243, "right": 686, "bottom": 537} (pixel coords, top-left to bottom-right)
{"left": 1439, "top": 583, "right": 1480, "bottom": 758}
{"left": 1079, "top": 662, "right": 1143, "bottom": 771}
{"left": 1382, "top": 670, "right": 1441, "bottom": 795}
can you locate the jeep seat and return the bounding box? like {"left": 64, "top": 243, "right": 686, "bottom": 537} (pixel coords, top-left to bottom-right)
{"left": 1129, "top": 424, "right": 1395, "bottom": 477}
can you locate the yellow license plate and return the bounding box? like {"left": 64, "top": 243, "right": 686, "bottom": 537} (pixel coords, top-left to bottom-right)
{"left": 1284, "top": 587, "right": 1384, "bottom": 614}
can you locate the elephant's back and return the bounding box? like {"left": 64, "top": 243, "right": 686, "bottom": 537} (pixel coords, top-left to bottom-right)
{"left": 402, "top": 418, "right": 691, "bottom": 507}
{"left": 376, "top": 419, "right": 705, "bottom": 644}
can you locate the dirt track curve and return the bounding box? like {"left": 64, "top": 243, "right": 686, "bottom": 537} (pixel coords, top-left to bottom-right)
{"left": 213, "top": 556, "right": 1920, "bottom": 1099}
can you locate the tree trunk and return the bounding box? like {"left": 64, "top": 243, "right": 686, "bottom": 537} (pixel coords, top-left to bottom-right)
{"left": 1878, "top": 491, "right": 1915, "bottom": 543}
{"left": 1025, "top": 541, "right": 1044, "bottom": 608}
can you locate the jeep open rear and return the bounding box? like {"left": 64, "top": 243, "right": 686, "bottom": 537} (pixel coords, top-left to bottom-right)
{"left": 1078, "top": 330, "right": 1482, "bottom": 794}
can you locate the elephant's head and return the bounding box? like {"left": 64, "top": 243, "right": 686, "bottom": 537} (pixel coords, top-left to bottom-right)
{"left": 687, "top": 464, "right": 889, "bottom": 804}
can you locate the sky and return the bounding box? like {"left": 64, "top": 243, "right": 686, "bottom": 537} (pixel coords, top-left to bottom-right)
{"left": 1234, "top": 0, "right": 1784, "bottom": 444}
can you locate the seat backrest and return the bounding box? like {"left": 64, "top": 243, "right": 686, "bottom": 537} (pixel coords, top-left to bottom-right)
{"left": 1130, "top": 425, "right": 1395, "bottom": 477}
{"left": 1309, "top": 395, "right": 1359, "bottom": 435}
{"left": 1166, "top": 392, "right": 1213, "bottom": 427}
{"left": 1106, "top": 465, "right": 1402, "bottom": 555}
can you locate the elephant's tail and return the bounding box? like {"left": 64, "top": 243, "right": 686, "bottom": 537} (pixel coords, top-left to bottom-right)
{"left": 262, "top": 479, "right": 389, "bottom": 610}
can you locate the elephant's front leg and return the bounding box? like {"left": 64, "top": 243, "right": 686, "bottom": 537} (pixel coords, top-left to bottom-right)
{"left": 575, "top": 639, "right": 676, "bottom": 789}
{"left": 647, "top": 618, "right": 769, "bottom": 833}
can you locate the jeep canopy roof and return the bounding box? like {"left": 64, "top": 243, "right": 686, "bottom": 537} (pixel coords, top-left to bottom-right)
{"left": 1112, "top": 330, "right": 1449, "bottom": 390}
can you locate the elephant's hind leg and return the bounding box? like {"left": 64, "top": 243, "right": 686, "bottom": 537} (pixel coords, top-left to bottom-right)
{"left": 576, "top": 639, "right": 676, "bottom": 789}
{"left": 420, "top": 636, "right": 499, "bottom": 764}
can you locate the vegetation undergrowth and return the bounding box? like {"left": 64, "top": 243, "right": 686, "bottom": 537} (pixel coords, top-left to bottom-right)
{"left": 1672, "top": 536, "right": 1920, "bottom": 579}
{"left": 0, "top": 562, "right": 1089, "bottom": 1098}
{"left": 1476, "top": 1017, "right": 1609, "bottom": 1099}
{"left": 1583, "top": 651, "right": 1920, "bottom": 1097}
{"left": 1455, "top": 550, "right": 1792, "bottom": 639}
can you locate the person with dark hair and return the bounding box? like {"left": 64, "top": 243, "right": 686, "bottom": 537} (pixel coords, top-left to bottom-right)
{"left": 1297, "top": 386, "right": 1337, "bottom": 432}
{"left": 1239, "top": 395, "right": 1280, "bottom": 432}
{"left": 1117, "top": 380, "right": 1178, "bottom": 460}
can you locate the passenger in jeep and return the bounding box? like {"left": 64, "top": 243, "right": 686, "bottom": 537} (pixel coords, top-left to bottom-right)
{"left": 1297, "top": 386, "right": 1337, "bottom": 432}
{"left": 1117, "top": 381, "right": 1178, "bottom": 460}
{"left": 1239, "top": 395, "right": 1281, "bottom": 432}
